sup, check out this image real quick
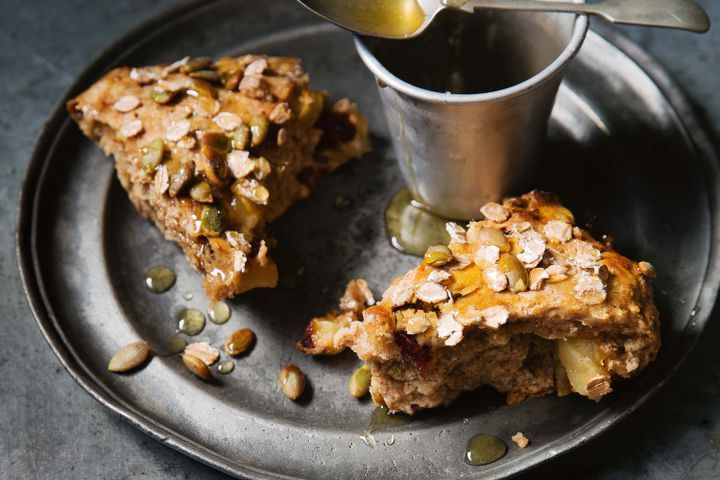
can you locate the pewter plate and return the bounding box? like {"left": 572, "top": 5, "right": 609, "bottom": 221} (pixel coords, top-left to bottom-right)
{"left": 16, "top": 1, "right": 720, "bottom": 479}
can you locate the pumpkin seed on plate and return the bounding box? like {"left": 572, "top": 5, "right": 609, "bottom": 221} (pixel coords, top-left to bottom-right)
{"left": 224, "top": 328, "right": 254, "bottom": 356}
{"left": 349, "top": 364, "right": 371, "bottom": 398}
{"left": 279, "top": 363, "right": 305, "bottom": 400}
{"left": 108, "top": 341, "right": 151, "bottom": 372}
{"left": 180, "top": 353, "right": 212, "bottom": 380}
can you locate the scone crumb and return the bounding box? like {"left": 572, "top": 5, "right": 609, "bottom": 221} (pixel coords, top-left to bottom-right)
{"left": 184, "top": 342, "right": 220, "bottom": 366}
{"left": 511, "top": 432, "right": 529, "bottom": 449}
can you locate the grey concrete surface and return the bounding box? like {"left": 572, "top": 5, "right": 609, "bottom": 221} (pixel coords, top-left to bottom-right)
{"left": 1, "top": 1, "right": 719, "bottom": 479}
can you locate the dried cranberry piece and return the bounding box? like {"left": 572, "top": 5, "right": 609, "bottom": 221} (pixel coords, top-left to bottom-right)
{"left": 395, "top": 332, "right": 432, "bottom": 374}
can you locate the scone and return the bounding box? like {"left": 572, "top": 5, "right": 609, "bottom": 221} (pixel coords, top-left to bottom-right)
{"left": 299, "top": 191, "right": 660, "bottom": 414}
{"left": 68, "top": 55, "right": 369, "bottom": 301}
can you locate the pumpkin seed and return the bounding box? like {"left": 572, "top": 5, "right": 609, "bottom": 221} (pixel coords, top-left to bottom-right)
{"left": 180, "top": 353, "right": 212, "bottom": 380}
{"left": 180, "top": 57, "right": 212, "bottom": 73}
{"left": 189, "top": 69, "right": 222, "bottom": 84}
{"left": 209, "top": 301, "right": 231, "bottom": 324}
{"left": 108, "top": 341, "right": 151, "bottom": 372}
{"left": 424, "top": 245, "right": 452, "bottom": 267}
{"left": 189, "top": 181, "right": 213, "bottom": 203}
{"left": 150, "top": 88, "right": 175, "bottom": 104}
{"left": 140, "top": 138, "right": 164, "bottom": 173}
{"left": 177, "top": 308, "right": 206, "bottom": 336}
{"left": 200, "top": 205, "right": 226, "bottom": 236}
{"left": 249, "top": 115, "right": 269, "bottom": 147}
{"left": 231, "top": 179, "right": 269, "bottom": 205}
{"left": 201, "top": 131, "right": 231, "bottom": 153}
{"left": 297, "top": 90, "right": 325, "bottom": 126}
{"left": 349, "top": 364, "right": 371, "bottom": 398}
{"left": 168, "top": 165, "right": 193, "bottom": 197}
{"left": 279, "top": 363, "right": 305, "bottom": 400}
{"left": 231, "top": 125, "right": 250, "bottom": 150}
{"left": 498, "top": 253, "right": 528, "bottom": 292}
{"left": 468, "top": 226, "right": 509, "bottom": 251}
{"left": 224, "top": 328, "right": 254, "bottom": 356}
{"left": 224, "top": 71, "right": 241, "bottom": 90}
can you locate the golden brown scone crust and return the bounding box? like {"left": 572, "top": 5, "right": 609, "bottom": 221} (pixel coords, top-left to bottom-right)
{"left": 330, "top": 191, "right": 659, "bottom": 414}
{"left": 68, "top": 55, "right": 369, "bottom": 300}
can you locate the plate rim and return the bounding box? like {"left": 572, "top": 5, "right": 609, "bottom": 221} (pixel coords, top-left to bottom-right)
{"left": 15, "top": 2, "right": 720, "bottom": 478}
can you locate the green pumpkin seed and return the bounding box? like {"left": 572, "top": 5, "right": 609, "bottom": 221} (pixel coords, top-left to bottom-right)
{"left": 349, "top": 364, "right": 371, "bottom": 398}
{"left": 189, "top": 181, "right": 213, "bottom": 203}
{"left": 249, "top": 115, "right": 269, "bottom": 147}
{"left": 150, "top": 88, "right": 175, "bottom": 104}
{"left": 168, "top": 166, "right": 193, "bottom": 197}
{"left": 141, "top": 138, "right": 164, "bottom": 173}
{"left": 231, "top": 124, "right": 250, "bottom": 150}
{"left": 424, "top": 245, "right": 452, "bottom": 267}
{"left": 200, "top": 205, "right": 226, "bottom": 236}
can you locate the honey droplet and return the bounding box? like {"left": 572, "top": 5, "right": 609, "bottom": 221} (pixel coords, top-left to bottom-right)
{"left": 144, "top": 265, "right": 176, "bottom": 293}
{"left": 217, "top": 360, "right": 235, "bottom": 374}
{"left": 177, "top": 308, "right": 206, "bottom": 336}
{"left": 209, "top": 301, "right": 231, "bottom": 324}
{"left": 166, "top": 336, "right": 187, "bottom": 354}
{"left": 464, "top": 434, "right": 507, "bottom": 466}
{"left": 334, "top": 195, "right": 354, "bottom": 211}
{"left": 385, "top": 188, "right": 452, "bottom": 257}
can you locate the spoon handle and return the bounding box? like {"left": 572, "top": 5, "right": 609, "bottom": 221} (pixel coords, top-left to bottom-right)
{"left": 463, "top": 0, "right": 710, "bottom": 33}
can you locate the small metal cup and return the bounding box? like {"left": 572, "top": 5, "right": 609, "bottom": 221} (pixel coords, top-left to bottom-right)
{"left": 355, "top": 8, "right": 588, "bottom": 220}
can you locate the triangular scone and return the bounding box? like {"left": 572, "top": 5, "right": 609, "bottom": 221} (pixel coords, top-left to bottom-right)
{"left": 68, "top": 55, "right": 369, "bottom": 300}
{"left": 305, "top": 191, "right": 660, "bottom": 414}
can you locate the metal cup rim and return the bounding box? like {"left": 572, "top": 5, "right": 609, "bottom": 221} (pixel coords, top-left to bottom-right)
{"left": 354, "top": 12, "right": 589, "bottom": 104}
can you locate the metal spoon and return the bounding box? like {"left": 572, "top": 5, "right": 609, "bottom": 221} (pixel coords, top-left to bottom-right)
{"left": 297, "top": 0, "right": 710, "bottom": 38}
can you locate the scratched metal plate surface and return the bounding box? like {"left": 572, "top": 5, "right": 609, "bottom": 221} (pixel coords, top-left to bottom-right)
{"left": 17, "top": 1, "right": 720, "bottom": 479}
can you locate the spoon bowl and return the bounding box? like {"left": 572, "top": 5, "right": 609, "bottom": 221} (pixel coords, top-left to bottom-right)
{"left": 297, "top": 0, "right": 710, "bottom": 38}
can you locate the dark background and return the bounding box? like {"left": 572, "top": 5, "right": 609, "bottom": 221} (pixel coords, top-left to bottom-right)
{"left": 1, "top": 0, "right": 719, "bottom": 478}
